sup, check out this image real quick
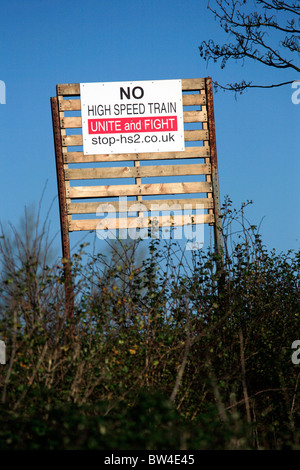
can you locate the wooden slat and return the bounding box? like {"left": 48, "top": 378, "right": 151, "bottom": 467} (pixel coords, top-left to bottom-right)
{"left": 184, "top": 110, "right": 207, "bottom": 123}
{"left": 65, "top": 163, "right": 211, "bottom": 181}
{"left": 57, "top": 84, "right": 80, "bottom": 96}
{"left": 64, "top": 146, "right": 210, "bottom": 163}
{"left": 57, "top": 79, "right": 206, "bottom": 97}
{"left": 68, "top": 198, "right": 215, "bottom": 214}
{"left": 69, "top": 212, "right": 214, "bottom": 232}
{"left": 61, "top": 116, "right": 81, "bottom": 129}
{"left": 184, "top": 130, "right": 209, "bottom": 141}
{"left": 182, "top": 94, "right": 206, "bottom": 106}
{"left": 62, "top": 129, "right": 209, "bottom": 147}
{"left": 62, "top": 135, "right": 82, "bottom": 146}
{"left": 67, "top": 181, "right": 212, "bottom": 199}
{"left": 59, "top": 99, "right": 81, "bottom": 111}
{"left": 181, "top": 78, "right": 205, "bottom": 90}
{"left": 60, "top": 110, "right": 208, "bottom": 129}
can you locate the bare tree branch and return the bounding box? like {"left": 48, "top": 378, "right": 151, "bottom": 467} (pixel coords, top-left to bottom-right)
{"left": 199, "top": 0, "right": 300, "bottom": 92}
{"left": 214, "top": 78, "right": 295, "bottom": 93}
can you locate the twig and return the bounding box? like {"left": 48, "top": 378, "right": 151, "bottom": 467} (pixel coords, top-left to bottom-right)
{"left": 290, "top": 371, "right": 300, "bottom": 416}
{"left": 170, "top": 299, "right": 191, "bottom": 403}
{"left": 1, "top": 309, "right": 18, "bottom": 404}
{"left": 13, "top": 342, "right": 49, "bottom": 410}
{"left": 239, "top": 329, "right": 251, "bottom": 424}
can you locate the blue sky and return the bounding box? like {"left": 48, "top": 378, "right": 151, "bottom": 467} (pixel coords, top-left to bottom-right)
{"left": 0, "top": 0, "right": 299, "bottom": 260}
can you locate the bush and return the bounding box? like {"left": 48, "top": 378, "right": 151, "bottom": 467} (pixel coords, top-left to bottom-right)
{"left": 0, "top": 198, "right": 299, "bottom": 450}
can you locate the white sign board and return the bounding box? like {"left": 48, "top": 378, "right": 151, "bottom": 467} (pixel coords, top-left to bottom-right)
{"left": 80, "top": 79, "right": 185, "bottom": 155}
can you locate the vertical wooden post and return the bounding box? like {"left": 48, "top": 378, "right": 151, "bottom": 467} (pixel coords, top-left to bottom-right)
{"left": 205, "top": 77, "right": 224, "bottom": 260}
{"left": 50, "top": 97, "right": 74, "bottom": 327}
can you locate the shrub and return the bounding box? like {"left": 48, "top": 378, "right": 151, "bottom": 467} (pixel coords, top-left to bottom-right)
{"left": 0, "top": 198, "right": 299, "bottom": 450}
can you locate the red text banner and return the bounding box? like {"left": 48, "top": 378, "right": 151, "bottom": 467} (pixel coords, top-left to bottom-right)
{"left": 88, "top": 116, "right": 178, "bottom": 134}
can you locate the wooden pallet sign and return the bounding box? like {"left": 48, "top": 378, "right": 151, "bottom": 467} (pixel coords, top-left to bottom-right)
{"left": 50, "top": 77, "right": 223, "bottom": 262}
